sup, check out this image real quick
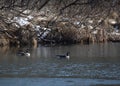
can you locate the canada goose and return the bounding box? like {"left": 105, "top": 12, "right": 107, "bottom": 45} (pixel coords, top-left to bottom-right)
{"left": 17, "top": 49, "right": 30, "bottom": 57}
{"left": 56, "top": 52, "right": 70, "bottom": 59}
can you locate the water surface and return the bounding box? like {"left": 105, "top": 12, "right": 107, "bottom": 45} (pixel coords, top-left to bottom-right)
{"left": 0, "top": 43, "right": 120, "bottom": 85}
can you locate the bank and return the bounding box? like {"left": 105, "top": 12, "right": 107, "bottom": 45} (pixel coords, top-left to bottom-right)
{"left": 0, "top": 10, "right": 120, "bottom": 47}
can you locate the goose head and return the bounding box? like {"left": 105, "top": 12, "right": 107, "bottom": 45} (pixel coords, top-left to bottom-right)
{"left": 24, "top": 49, "right": 30, "bottom": 57}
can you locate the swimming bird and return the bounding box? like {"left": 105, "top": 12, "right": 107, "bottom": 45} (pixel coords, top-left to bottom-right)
{"left": 17, "top": 49, "right": 30, "bottom": 57}
{"left": 56, "top": 52, "right": 70, "bottom": 59}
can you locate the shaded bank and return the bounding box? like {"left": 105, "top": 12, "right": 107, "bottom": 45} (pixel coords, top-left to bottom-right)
{"left": 0, "top": 9, "right": 120, "bottom": 46}
{"left": 0, "top": 19, "right": 37, "bottom": 47}
{"left": 0, "top": 0, "right": 120, "bottom": 46}
{"left": 0, "top": 17, "right": 120, "bottom": 47}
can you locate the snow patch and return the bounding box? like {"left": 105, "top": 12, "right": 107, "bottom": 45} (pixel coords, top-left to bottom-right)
{"left": 27, "top": 15, "right": 34, "bottom": 20}
{"left": 81, "top": 24, "right": 86, "bottom": 29}
{"left": 108, "top": 19, "right": 117, "bottom": 24}
{"left": 88, "top": 25, "right": 93, "bottom": 30}
{"left": 23, "top": 10, "right": 31, "bottom": 14}
{"left": 41, "top": 29, "right": 51, "bottom": 39}
{"left": 13, "top": 17, "right": 30, "bottom": 26}
{"left": 111, "top": 32, "right": 120, "bottom": 35}
{"left": 88, "top": 20, "right": 93, "bottom": 24}
{"left": 92, "top": 30, "right": 98, "bottom": 34}
{"left": 74, "top": 21, "right": 80, "bottom": 25}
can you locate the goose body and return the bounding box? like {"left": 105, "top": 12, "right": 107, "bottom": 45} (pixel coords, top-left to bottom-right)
{"left": 17, "top": 49, "right": 30, "bottom": 57}
{"left": 56, "top": 52, "right": 70, "bottom": 59}
{"left": 17, "top": 51, "right": 25, "bottom": 56}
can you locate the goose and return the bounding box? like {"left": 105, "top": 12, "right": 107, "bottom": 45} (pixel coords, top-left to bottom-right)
{"left": 56, "top": 52, "right": 70, "bottom": 59}
{"left": 17, "top": 49, "right": 30, "bottom": 57}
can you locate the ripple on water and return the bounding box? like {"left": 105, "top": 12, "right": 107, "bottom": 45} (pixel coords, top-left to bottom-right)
{"left": 0, "top": 62, "right": 120, "bottom": 79}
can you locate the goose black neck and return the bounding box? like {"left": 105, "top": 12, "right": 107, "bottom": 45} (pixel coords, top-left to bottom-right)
{"left": 66, "top": 52, "right": 69, "bottom": 56}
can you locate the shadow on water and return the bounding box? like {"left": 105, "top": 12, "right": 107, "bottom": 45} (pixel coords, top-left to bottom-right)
{"left": 0, "top": 43, "right": 120, "bottom": 85}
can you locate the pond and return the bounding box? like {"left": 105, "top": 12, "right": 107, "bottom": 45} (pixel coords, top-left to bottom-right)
{"left": 0, "top": 43, "right": 120, "bottom": 86}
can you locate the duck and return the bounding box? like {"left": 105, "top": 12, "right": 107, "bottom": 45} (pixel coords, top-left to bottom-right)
{"left": 56, "top": 52, "right": 70, "bottom": 59}
{"left": 17, "top": 49, "right": 30, "bottom": 57}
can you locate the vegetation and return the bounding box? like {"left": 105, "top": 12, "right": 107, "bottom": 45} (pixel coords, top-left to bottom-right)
{"left": 0, "top": 0, "right": 120, "bottom": 46}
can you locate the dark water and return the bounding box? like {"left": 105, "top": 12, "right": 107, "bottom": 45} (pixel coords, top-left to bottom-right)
{"left": 0, "top": 43, "right": 120, "bottom": 85}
